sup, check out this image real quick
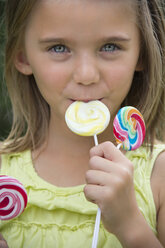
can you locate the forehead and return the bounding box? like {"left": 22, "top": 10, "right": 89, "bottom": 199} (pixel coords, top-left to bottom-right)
{"left": 19, "top": 0, "right": 141, "bottom": 56}
{"left": 27, "top": 0, "right": 137, "bottom": 30}
{"left": 38, "top": 0, "right": 136, "bottom": 11}
{"left": 23, "top": 0, "right": 140, "bottom": 49}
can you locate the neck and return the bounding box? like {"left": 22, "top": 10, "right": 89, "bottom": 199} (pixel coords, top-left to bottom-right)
{"left": 32, "top": 114, "right": 116, "bottom": 187}
{"left": 46, "top": 114, "right": 115, "bottom": 155}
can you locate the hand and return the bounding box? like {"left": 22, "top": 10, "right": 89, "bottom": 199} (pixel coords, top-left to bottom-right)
{"left": 0, "top": 234, "right": 8, "bottom": 248}
{"left": 84, "top": 141, "right": 140, "bottom": 236}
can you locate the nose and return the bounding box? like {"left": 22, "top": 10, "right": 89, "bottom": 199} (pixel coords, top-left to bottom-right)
{"left": 73, "top": 54, "right": 100, "bottom": 85}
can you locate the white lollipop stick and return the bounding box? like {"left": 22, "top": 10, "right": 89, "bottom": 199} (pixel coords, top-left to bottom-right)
{"left": 92, "top": 207, "right": 101, "bottom": 248}
{"left": 91, "top": 134, "right": 100, "bottom": 248}
{"left": 117, "top": 143, "right": 122, "bottom": 150}
{"left": 94, "top": 134, "right": 98, "bottom": 146}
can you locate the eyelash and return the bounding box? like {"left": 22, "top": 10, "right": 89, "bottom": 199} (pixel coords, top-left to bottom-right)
{"left": 48, "top": 44, "right": 70, "bottom": 53}
{"left": 100, "top": 43, "right": 120, "bottom": 52}
{"left": 48, "top": 43, "right": 120, "bottom": 54}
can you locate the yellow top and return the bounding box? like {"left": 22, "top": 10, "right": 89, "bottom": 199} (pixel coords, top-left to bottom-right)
{"left": 0, "top": 144, "right": 165, "bottom": 248}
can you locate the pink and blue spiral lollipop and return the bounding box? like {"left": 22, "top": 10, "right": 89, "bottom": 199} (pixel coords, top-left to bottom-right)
{"left": 113, "top": 106, "right": 146, "bottom": 151}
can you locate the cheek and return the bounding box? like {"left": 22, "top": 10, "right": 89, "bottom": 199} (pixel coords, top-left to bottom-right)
{"left": 32, "top": 64, "right": 71, "bottom": 93}
{"left": 25, "top": 48, "right": 72, "bottom": 92}
{"left": 105, "top": 63, "right": 135, "bottom": 91}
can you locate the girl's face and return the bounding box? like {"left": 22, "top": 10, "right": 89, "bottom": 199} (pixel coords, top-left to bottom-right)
{"left": 16, "top": 0, "right": 141, "bottom": 123}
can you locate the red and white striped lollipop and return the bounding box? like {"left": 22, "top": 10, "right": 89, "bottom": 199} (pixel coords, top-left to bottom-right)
{"left": 0, "top": 175, "right": 28, "bottom": 220}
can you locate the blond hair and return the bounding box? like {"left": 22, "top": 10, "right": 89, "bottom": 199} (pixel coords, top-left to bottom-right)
{"left": 1, "top": 0, "right": 165, "bottom": 153}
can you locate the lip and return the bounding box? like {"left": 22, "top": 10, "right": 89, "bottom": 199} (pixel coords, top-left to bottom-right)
{"left": 69, "top": 98, "right": 103, "bottom": 103}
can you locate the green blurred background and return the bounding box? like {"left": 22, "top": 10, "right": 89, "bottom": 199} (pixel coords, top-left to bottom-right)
{"left": 0, "top": 0, "right": 12, "bottom": 140}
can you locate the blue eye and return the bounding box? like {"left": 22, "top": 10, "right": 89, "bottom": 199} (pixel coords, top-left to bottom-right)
{"left": 101, "top": 43, "right": 119, "bottom": 52}
{"left": 49, "top": 44, "right": 69, "bottom": 53}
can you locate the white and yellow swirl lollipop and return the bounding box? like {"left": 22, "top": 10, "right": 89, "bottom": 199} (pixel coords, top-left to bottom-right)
{"left": 65, "top": 100, "right": 110, "bottom": 248}
{"left": 65, "top": 100, "right": 110, "bottom": 137}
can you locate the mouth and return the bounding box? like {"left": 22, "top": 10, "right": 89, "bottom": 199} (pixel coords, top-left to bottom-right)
{"left": 70, "top": 98, "right": 103, "bottom": 103}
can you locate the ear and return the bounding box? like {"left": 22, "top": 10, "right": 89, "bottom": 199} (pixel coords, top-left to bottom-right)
{"left": 14, "top": 50, "right": 33, "bottom": 75}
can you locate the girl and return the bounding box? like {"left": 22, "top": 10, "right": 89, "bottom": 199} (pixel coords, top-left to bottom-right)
{"left": 0, "top": 0, "right": 165, "bottom": 247}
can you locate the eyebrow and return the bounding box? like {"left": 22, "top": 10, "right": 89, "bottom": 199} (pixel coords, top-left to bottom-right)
{"left": 38, "top": 36, "right": 131, "bottom": 44}
{"left": 39, "top": 38, "right": 69, "bottom": 44}
{"left": 102, "top": 36, "right": 131, "bottom": 42}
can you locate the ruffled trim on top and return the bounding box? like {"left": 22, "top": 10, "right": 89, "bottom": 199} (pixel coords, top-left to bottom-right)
{"left": 1, "top": 150, "right": 97, "bottom": 215}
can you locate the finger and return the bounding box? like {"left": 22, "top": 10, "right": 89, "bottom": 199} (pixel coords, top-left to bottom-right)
{"left": 90, "top": 141, "right": 128, "bottom": 163}
{"left": 89, "top": 155, "right": 133, "bottom": 177}
{"left": 86, "top": 169, "right": 114, "bottom": 186}
{"left": 86, "top": 165, "right": 133, "bottom": 191}
{"left": 84, "top": 184, "right": 107, "bottom": 205}
{"left": 89, "top": 155, "right": 116, "bottom": 173}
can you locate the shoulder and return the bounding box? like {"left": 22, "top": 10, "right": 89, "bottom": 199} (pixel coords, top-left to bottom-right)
{"left": 151, "top": 148, "right": 165, "bottom": 245}
{"left": 152, "top": 142, "right": 165, "bottom": 175}
{"left": 151, "top": 143, "right": 165, "bottom": 193}
{"left": 152, "top": 148, "right": 165, "bottom": 183}
{"left": 150, "top": 143, "right": 165, "bottom": 208}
